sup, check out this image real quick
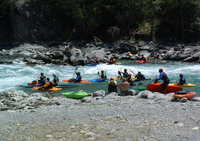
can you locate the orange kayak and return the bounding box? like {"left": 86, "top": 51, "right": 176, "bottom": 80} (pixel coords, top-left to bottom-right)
{"left": 63, "top": 80, "right": 92, "bottom": 84}
{"left": 147, "top": 83, "right": 182, "bottom": 94}
{"left": 32, "top": 87, "right": 62, "bottom": 91}
{"left": 174, "top": 92, "right": 197, "bottom": 100}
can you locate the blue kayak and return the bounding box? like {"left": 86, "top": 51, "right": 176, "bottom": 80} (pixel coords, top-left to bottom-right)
{"left": 85, "top": 63, "right": 99, "bottom": 66}
{"left": 19, "top": 84, "right": 77, "bottom": 88}
{"left": 19, "top": 84, "right": 42, "bottom": 88}
{"left": 90, "top": 79, "right": 107, "bottom": 82}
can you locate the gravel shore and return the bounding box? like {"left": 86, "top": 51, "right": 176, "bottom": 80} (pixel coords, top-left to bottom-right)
{"left": 0, "top": 92, "right": 200, "bottom": 141}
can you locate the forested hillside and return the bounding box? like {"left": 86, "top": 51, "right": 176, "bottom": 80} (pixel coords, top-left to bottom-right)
{"left": 0, "top": 0, "right": 200, "bottom": 44}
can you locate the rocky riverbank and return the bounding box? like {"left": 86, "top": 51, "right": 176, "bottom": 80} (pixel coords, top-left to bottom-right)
{"left": 1, "top": 41, "right": 200, "bottom": 65}
{"left": 0, "top": 89, "right": 200, "bottom": 140}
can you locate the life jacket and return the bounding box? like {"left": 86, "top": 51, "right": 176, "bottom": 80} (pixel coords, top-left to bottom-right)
{"left": 43, "top": 81, "right": 53, "bottom": 89}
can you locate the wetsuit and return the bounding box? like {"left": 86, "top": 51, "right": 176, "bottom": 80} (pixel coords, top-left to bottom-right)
{"left": 39, "top": 75, "right": 46, "bottom": 85}
{"left": 179, "top": 76, "right": 186, "bottom": 85}
{"left": 155, "top": 72, "right": 169, "bottom": 90}
{"left": 74, "top": 75, "right": 82, "bottom": 82}
{"left": 135, "top": 73, "right": 146, "bottom": 81}
{"left": 123, "top": 72, "right": 129, "bottom": 78}
{"left": 100, "top": 72, "right": 107, "bottom": 80}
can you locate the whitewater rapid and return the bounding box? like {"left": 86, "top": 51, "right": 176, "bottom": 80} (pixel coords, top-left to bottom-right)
{"left": 0, "top": 62, "right": 199, "bottom": 92}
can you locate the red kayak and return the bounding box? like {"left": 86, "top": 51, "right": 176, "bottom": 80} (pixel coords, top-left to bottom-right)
{"left": 174, "top": 92, "right": 196, "bottom": 100}
{"left": 147, "top": 83, "right": 182, "bottom": 94}
{"left": 28, "top": 80, "right": 38, "bottom": 85}
{"left": 63, "top": 80, "right": 92, "bottom": 84}
{"left": 135, "top": 60, "right": 147, "bottom": 64}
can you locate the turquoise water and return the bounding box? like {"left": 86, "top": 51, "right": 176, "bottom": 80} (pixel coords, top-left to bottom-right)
{"left": 0, "top": 62, "right": 199, "bottom": 94}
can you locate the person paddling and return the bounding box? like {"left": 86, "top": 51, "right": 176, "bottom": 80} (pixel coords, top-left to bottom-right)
{"left": 140, "top": 55, "right": 146, "bottom": 61}
{"left": 38, "top": 73, "right": 46, "bottom": 85}
{"left": 74, "top": 72, "right": 82, "bottom": 82}
{"left": 98, "top": 70, "right": 107, "bottom": 80}
{"left": 135, "top": 72, "right": 146, "bottom": 81}
{"left": 52, "top": 74, "right": 59, "bottom": 86}
{"left": 40, "top": 78, "right": 53, "bottom": 90}
{"left": 154, "top": 68, "right": 170, "bottom": 90}
{"left": 122, "top": 69, "right": 129, "bottom": 79}
{"left": 178, "top": 73, "right": 186, "bottom": 85}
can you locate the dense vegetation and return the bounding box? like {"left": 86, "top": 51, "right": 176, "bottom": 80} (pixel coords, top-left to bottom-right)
{"left": 0, "top": 0, "right": 200, "bottom": 43}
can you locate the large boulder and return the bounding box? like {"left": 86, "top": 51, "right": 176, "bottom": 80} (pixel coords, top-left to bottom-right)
{"left": 128, "top": 89, "right": 137, "bottom": 96}
{"left": 184, "top": 51, "right": 200, "bottom": 62}
{"left": 138, "top": 50, "right": 151, "bottom": 58}
{"left": 114, "top": 42, "right": 138, "bottom": 54}
{"left": 92, "top": 90, "right": 106, "bottom": 97}
{"left": 84, "top": 47, "right": 108, "bottom": 60}
{"left": 0, "top": 90, "right": 59, "bottom": 111}
{"left": 69, "top": 48, "right": 86, "bottom": 65}
{"left": 48, "top": 50, "right": 64, "bottom": 60}
{"left": 137, "top": 90, "right": 155, "bottom": 99}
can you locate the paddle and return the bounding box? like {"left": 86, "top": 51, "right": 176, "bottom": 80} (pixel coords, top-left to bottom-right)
{"left": 129, "top": 69, "right": 136, "bottom": 76}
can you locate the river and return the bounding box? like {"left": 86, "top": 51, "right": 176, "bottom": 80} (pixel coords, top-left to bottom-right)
{"left": 0, "top": 61, "right": 199, "bottom": 94}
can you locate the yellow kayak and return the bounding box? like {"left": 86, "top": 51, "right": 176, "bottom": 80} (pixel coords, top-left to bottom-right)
{"left": 173, "top": 83, "right": 197, "bottom": 87}
{"left": 112, "top": 76, "right": 136, "bottom": 81}
{"left": 32, "top": 87, "right": 62, "bottom": 91}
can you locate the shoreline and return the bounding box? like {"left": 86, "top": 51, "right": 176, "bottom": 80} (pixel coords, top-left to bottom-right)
{"left": 1, "top": 41, "right": 200, "bottom": 65}
{"left": 0, "top": 90, "right": 200, "bottom": 141}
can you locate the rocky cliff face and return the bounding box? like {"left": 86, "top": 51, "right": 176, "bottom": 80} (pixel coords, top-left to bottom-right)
{"left": 0, "top": 0, "right": 70, "bottom": 45}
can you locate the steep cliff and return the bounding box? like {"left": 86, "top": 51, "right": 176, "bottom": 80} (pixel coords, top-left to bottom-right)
{"left": 0, "top": 0, "right": 72, "bottom": 45}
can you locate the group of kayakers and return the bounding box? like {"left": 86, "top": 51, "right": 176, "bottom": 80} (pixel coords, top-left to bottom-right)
{"left": 154, "top": 68, "right": 186, "bottom": 90}
{"left": 30, "top": 66, "right": 187, "bottom": 95}
{"left": 31, "top": 73, "right": 59, "bottom": 90}
{"left": 107, "top": 68, "right": 187, "bottom": 95}
{"left": 107, "top": 69, "right": 146, "bottom": 94}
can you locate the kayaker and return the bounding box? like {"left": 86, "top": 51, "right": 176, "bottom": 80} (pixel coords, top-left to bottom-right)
{"left": 122, "top": 69, "right": 129, "bottom": 78}
{"left": 98, "top": 70, "right": 107, "bottom": 80}
{"left": 108, "top": 78, "right": 118, "bottom": 93}
{"left": 178, "top": 73, "right": 186, "bottom": 85}
{"left": 154, "top": 68, "right": 170, "bottom": 90}
{"left": 38, "top": 73, "right": 46, "bottom": 85}
{"left": 117, "top": 80, "right": 130, "bottom": 96}
{"left": 140, "top": 55, "right": 147, "bottom": 63}
{"left": 74, "top": 72, "right": 82, "bottom": 82}
{"left": 140, "top": 55, "right": 145, "bottom": 60}
{"left": 52, "top": 74, "right": 59, "bottom": 86}
{"left": 40, "top": 78, "right": 53, "bottom": 90}
{"left": 135, "top": 72, "right": 146, "bottom": 81}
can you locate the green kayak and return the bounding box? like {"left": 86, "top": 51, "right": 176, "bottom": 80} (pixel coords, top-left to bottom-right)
{"left": 62, "top": 91, "right": 89, "bottom": 99}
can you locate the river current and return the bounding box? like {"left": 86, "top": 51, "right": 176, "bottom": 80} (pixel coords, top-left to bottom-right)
{"left": 0, "top": 61, "right": 199, "bottom": 94}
